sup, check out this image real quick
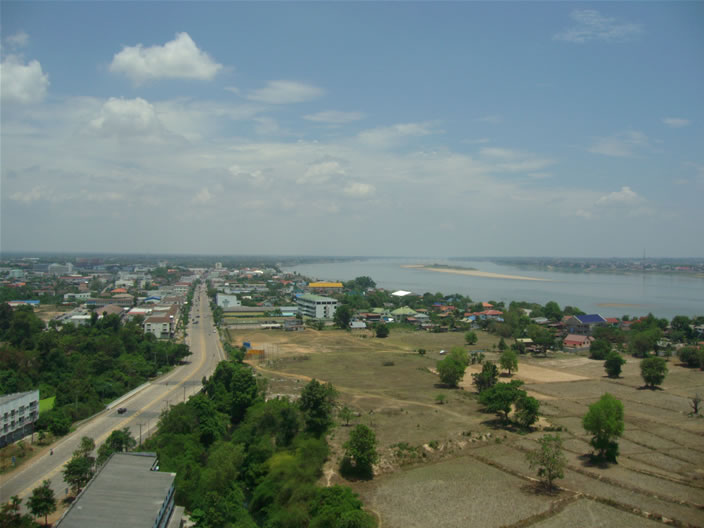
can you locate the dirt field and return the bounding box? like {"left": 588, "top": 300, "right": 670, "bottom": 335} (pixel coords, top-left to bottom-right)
{"left": 228, "top": 327, "right": 704, "bottom": 528}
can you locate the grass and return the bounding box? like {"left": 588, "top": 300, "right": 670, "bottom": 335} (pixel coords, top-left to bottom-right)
{"left": 39, "top": 396, "right": 55, "bottom": 414}
{"left": 229, "top": 327, "right": 704, "bottom": 527}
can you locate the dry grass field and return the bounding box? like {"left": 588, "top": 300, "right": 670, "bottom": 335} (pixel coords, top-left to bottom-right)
{"left": 228, "top": 327, "right": 704, "bottom": 527}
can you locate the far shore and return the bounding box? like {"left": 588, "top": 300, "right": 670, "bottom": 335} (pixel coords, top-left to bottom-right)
{"left": 402, "top": 264, "right": 552, "bottom": 282}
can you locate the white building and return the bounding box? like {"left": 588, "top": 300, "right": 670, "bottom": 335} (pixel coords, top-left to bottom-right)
{"left": 64, "top": 292, "right": 91, "bottom": 301}
{"left": 216, "top": 293, "right": 241, "bottom": 309}
{"left": 144, "top": 314, "right": 173, "bottom": 338}
{"left": 296, "top": 294, "right": 339, "bottom": 319}
{"left": 1, "top": 390, "right": 40, "bottom": 448}
{"left": 48, "top": 262, "right": 74, "bottom": 275}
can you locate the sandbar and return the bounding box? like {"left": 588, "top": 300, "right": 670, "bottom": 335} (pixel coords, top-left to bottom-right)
{"left": 402, "top": 264, "right": 551, "bottom": 282}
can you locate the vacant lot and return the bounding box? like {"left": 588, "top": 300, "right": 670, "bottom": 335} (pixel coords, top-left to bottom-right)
{"left": 229, "top": 327, "right": 704, "bottom": 527}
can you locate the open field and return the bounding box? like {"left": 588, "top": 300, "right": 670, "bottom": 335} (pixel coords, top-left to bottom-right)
{"left": 228, "top": 327, "right": 704, "bottom": 527}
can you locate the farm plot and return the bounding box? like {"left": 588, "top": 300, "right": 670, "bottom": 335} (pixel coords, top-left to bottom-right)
{"left": 531, "top": 498, "right": 664, "bottom": 528}
{"left": 357, "top": 456, "right": 553, "bottom": 528}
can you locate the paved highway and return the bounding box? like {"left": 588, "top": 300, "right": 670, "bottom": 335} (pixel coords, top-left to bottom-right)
{"left": 0, "top": 282, "right": 226, "bottom": 502}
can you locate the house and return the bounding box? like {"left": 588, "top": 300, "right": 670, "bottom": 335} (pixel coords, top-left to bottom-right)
{"left": 391, "top": 306, "right": 417, "bottom": 321}
{"left": 565, "top": 314, "right": 607, "bottom": 336}
{"left": 563, "top": 334, "right": 593, "bottom": 349}
{"left": 350, "top": 321, "right": 367, "bottom": 330}
{"left": 144, "top": 314, "right": 174, "bottom": 338}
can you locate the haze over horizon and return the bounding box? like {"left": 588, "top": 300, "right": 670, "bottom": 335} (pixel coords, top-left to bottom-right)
{"left": 2, "top": 3, "right": 703, "bottom": 258}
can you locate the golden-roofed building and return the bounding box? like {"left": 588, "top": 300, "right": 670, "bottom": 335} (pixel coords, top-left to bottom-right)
{"left": 308, "top": 281, "right": 343, "bottom": 289}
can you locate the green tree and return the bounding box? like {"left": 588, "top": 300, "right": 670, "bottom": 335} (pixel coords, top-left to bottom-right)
{"left": 63, "top": 454, "right": 95, "bottom": 495}
{"left": 28, "top": 480, "right": 56, "bottom": 526}
{"left": 1, "top": 495, "right": 37, "bottom": 528}
{"left": 582, "top": 393, "right": 624, "bottom": 463}
{"left": 603, "top": 351, "right": 626, "bottom": 378}
{"left": 339, "top": 406, "right": 353, "bottom": 426}
{"left": 497, "top": 337, "right": 507, "bottom": 351}
{"left": 499, "top": 349, "right": 518, "bottom": 376}
{"left": 526, "top": 434, "right": 566, "bottom": 490}
{"left": 515, "top": 394, "right": 540, "bottom": 428}
{"left": 589, "top": 339, "right": 611, "bottom": 360}
{"left": 74, "top": 436, "right": 95, "bottom": 459}
{"left": 543, "top": 301, "right": 563, "bottom": 322}
{"left": 464, "top": 331, "right": 478, "bottom": 345}
{"left": 334, "top": 305, "right": 353, "bottom": 330}
{"left": 640, "top": 356, "right": 668, "bottom": 389}
{"left": 436, "top": 352, "right": 467, "bottom": 388}
{"left": 97, "top": 427, "right": 136, "bottom": 466}
{"left": 628, "top": 328, "right": 662, "bottom": 358}
{"left": 375, "top": 323, "right": 389, "bottom": 338}
{"left": 479, "top": 380, "right": 525, "bottom": 423}
{"left": 299, "top": 379, "right": 337, "bottom": 436}
{"left": 435, "top": 394, "right": 448, "bottom": 405}
{"left": 341, "top": 425, "right": 378, "bottom": 479}
{"left": 472, "top": 361, "right": 498, "bottom": 393}
{"left": 677, "top": 346, "right": 701, "bottom": 368}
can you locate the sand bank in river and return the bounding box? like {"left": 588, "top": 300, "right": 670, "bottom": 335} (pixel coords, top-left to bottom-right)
{"left": 401, "top": 265, "right": 551, "bottom": 282}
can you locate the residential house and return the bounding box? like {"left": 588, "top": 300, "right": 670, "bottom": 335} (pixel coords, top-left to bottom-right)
{"left": 565, "top": 314, "right": 607, "bottom": 336}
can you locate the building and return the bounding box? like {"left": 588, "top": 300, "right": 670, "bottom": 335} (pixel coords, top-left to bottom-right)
{"left": 0, "top": 390, "right": 39, "bottom": 448}
{"left": 144, "top": 315, "right": 174, "bottom": 339}
{"left": 296, "top": 294, "right": 339, "bottom": 319}
{"left": 308, "top": 281, "right": 343, "bottom": 292}
{"left": 565, "top": 314, "right": 607, "bottom": 336}
{"left": 56, "top": 452, "right": 180, "bottom": 528}
{"left": 48, "top": 262, "right": 73, "bottom": 275}
{"left": 216, "top": 293, "right": 241, "bottom": 309}
{"left": 563, "top": 334, "right": 593, "bottom": 349}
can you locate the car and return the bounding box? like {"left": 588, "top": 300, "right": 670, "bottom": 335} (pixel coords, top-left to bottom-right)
{"left": 117, "top": 407, "right": 127, "bottom": 414}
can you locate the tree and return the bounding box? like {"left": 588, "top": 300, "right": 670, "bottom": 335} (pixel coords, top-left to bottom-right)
{"left": 582, "top": 393, "right": 624, "bottom": 463}
{"left": 339, "top": 405, "right": 353, "bottom": 426}
{"left": 589, "top": 339, "right": 611, "bottom": 360}
{"left": 63, "top": 454, "right": 95, "bottom": 495}
{"left": 677, "top": 346, "right": 701, "bottom": 368}
{"left": 436, "top": 351, "right": 467, "bottom": 388}
{"left": 97, "top": 428, "right": 137, "bottom": 466}
{"left": 628, "top": 328, "right": 661, "bottom": 357}
{"left": 299, "top": 379, "right": 337, "bottom": 436}
{"left": 464, "top": 331, "right": 478, "bottom": 345}
{"left": 515, "top": 394, "right": 540, "bottom": 428}
{"left": 74, "top": 436, "right": 95, "bottom": 458}
{"left": 472, "top": 361, "right": 498, "bottom": 393}
{"left": 341, "top": 425, "right": 378, "bottom": 479}
{"left": 28, "top": 480, "right": 56, "bottom": 526}
{"left": 375, "top": 323, "right": 389, "bottom": 338}
{"left": 691, "top": 394, "right": 702, "bottom": 416}
{"left": 526, "top": 434, "right": 566, "bottom": 490}
{"left": 435, "top": 394, "right": 448, "bottom": 405}
{"left": 640, "top": 356, "right": 668, "bottom": 389}
{"left": 1, "top": 495, "right": 37, "bottom": 528}
{"left": 479, "top": 380, "right": 525, "bottom": 423}
{"left": 543, "top": 301, "right": 563, "bottom": 322}
{"left": 603, "top": 351, "right": 626, "bottom": 378}
{"left": 499, "top": 349, "right": 518, "bottom": 376}
{"left": 334, "top": 305, "right": 352, "bottom": 330}
{"left": 497, "top": 337, "right": 507, "bottom": 351}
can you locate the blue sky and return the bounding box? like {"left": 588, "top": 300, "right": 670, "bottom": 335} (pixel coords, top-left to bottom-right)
{"left": 1, "top": 2, "right": 703, "bottom": 257}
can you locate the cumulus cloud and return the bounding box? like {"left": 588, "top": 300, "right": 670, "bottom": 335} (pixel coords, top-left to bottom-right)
{"left": 109, "top": 32, "right": 222, "bottom": 83}
{"left": 480, "top": 147, "right": 555, "bottom": 173}
{"left": 192, "top": 187, "right": 213, "bottom": 204}
{"left": 596, "top": 186, "right": 643, "bottom": 206}
{"left": 662, "top": 117, "right": 690, "bottom": 128}
{"left": 89, "top": 97, "right": 165, "bottom": 137}
{"left": 297, "top": 161, "right": 345, "bottom": 185}
{"left": 5, "top": 31, "right": 29, "bottom": 48}
{"left": 589, "top": 130, "right": 648, "bottom": 157}
{"left": 0, "top": 55, "right": 49, "bottom": 103}
{"left": 303, "top": 110, "right": 364, "bottom": 124}
{"left": 247, "top": 80, "right": 324, "bottom": 104}
{"left": 554, "top": 9, "right": 643, "bottom": 43}
{"left": 357, "top": 122, "right": 436, "bottom": 148}
{"left": 343, "top": 182, "right": 375, "bottom": 198}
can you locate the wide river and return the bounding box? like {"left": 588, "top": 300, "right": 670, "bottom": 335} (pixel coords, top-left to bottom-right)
{"left": 284, "top": 258, "right": 704, "bottom": 319}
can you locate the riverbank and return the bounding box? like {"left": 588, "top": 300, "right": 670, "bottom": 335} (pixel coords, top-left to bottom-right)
{"left": 402, "top": 264, "right": 552, "bottom": 282}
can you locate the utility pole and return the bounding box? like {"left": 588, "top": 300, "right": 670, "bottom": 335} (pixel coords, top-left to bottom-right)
{"left": 138, "top": 423, "right": 143, "bottom": 447}
{"left": 184, "top": 384, "right": 187, "bottom": 402}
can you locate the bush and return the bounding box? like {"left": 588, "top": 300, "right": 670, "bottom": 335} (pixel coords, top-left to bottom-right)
{"left": 375, "top": 323, "right": 389, "bottom": 338}
{"left": 603, "top": 351, "right": 626, "bottom": 378}
{"left": 589, "top": 339, "right": 611, "bottom": 360}
{"left": 640, "top": 356, "right": 668, "bottom": 389}
{"left": 678, "top": 346, "right": 701, "bottom": 368}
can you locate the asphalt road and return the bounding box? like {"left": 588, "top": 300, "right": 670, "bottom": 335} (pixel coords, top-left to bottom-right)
{"left": 0, "top": 283, "right": 226, "bottom": 503}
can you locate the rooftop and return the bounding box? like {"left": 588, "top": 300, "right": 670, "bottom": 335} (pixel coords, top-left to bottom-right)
{"left": 0, "top": 390, "right": 39, "bottom": 407}
{"left": 57, "top": 453, "right": 175, "bottom": 528}
{"left": 575, "top": 314, "right": 607, "bottom": 324}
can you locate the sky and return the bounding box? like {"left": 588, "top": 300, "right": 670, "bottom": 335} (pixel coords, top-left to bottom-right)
{"left": 1, "top": 2, "right": 703, "bottom": 258}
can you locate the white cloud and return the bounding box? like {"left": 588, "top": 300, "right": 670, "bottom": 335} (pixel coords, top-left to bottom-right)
{"left": 358, "top": 122, "right": 436, "bottom": 148}
{"left": 0, "top": 55, "right": 49, "bottom": 103}
{"left": 297, "top": 161, "right": 345, "bottom": 185}
{"left": 475, "top": 115, "right": 502, "bottom": 124}
{"left": 9, "top": 186, "right": 43, "bottom": 204}
{"left": 479, "top": 147, "right": 555, "bottom": 173}
{"left": 5, "top": 31, "right": 29, "bottom": 48}
{"left": 89, "top": 97, "right": 165, "bottom": 137}
{"left": 343, "top": 182, "right": 375, "bottom": 198}
{"left": 554, "top": 9, "right": 643, "bottom": 43}
{"left": 662, "top": 117, "right": 690, "bottom": 128}
{"left": 247, "top": 80, "right": 324, "bottom": 104}
{"left": 589, "top": 130, "right": 648, "bottom": 157}
{"left": 303, "top": 110, "right": 364, "bottom": 124}
{"left": 254, "top": 117, "right": 281, "bottom": 136}
{"left": 596, "top": 186, "right": 643, "bottom": 206}
{"left": 109, "top": 32, "right": 222, "bottom": 83}
{"left": 192, "top": 187, "right": 213, "bottom": 204}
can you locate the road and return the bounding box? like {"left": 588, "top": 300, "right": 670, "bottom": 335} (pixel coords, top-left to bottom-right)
{"left": 0, "top": 282, "right": 226, "bottom": 503}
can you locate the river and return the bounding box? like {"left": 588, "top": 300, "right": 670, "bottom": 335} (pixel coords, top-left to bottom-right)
{"left": 283, "top": 258, "right": 704, "bottom": 319}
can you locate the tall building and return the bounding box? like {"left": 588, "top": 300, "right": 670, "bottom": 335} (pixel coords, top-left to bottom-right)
{"left": 0, "top": 390, "right": 40, "bottom": 448}
{"left": 296, "top": 294, "right": 339, "bottom": 319}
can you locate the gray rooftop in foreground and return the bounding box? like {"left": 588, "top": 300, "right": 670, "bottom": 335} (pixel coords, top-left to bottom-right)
{"left": 57, "top": 452, "right": 175, "bottom": 528}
